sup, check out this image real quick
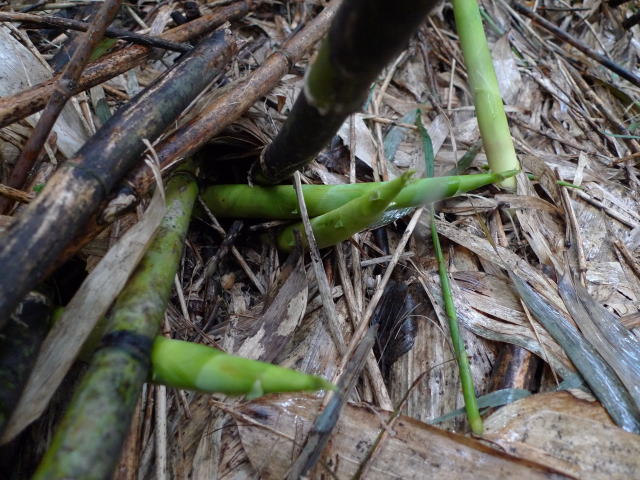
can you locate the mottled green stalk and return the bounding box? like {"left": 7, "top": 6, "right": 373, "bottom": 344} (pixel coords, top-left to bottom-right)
{"left": 277, "top": 171, "right": 412, "bottom": 251}
{"left": 34, "top": 168, "right": 198, "bottom": 480}
{"left": 251, "top": 0, "right": 440, "bottom": 183}
{"left": 201, "top": 171, "right": 517, "bottom": 220}
{"left": 452, "top": 0, "right": 519, "bottom": 189}
{"left": 151, "top": 337, "right": 334, "bottom": 399}
{"left": 431, "top": 210, "right": 483, "bottom": 434}
{"left": 0, "top": 291, "right": 52, "bottom": 435}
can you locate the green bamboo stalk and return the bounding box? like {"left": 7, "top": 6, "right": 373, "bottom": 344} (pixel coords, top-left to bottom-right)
{"left": 33, "top": 169, "right": 199, "bottom": 480}
{"left": 151, "top": 337, "right": 334, "bottom": 399}
{"left": 452, "top": 0, "right": 519, "bottom": 189}
{"left": 201, "top": 170, "right": 517, "bottom": 220}
{"left": 276, "top": 171, "right": 412, "bottom": 251}
{"left": 250, "top": 0, "right": 440, "bottom": 184}
{"left": 431, "top": 211, "right": 483, "bottom": 434}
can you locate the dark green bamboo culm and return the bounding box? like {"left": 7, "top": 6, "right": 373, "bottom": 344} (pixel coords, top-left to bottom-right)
{"left": 33, "top": 169, "right": 199, "bottom": 480}
{"left": 0, "top": 291, "right": 53, "bottom": 435}
{"left": 250, "top": 0, "right": 441, "bottom": 184}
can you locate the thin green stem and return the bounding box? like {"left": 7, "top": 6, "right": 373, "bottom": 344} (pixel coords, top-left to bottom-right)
{"left": 430, "top": 210, "right": 483, "bottom": 434}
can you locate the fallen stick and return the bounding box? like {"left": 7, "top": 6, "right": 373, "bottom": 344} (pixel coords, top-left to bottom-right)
{"left": 0, "top": 30, "right": 235, "bottom": 326}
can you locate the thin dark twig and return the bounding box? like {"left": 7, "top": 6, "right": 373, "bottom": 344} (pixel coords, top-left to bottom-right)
{"left": 0, "top": 12, "right": 193, "bottom": 52}
{"left": 0, "top": 1, "right": 256, "bottom": 129}
{"left": 285, "top": 325, "right": 379, "bottom": 479}
{"left": 0, "top": 0, "right": 122, "bottom": 214}
{"left": 513, "top": 4, "right": 640, "bottom": 89}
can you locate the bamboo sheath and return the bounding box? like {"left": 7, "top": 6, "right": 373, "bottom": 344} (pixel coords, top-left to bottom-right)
{"left": 0, "top": 31, "right": 235, "bottom": 326}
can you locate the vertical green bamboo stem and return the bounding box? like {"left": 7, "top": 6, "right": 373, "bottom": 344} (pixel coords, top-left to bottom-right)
{"left": 452, "top": 0, "right": 519, "bottom": 189}
{"left": 33, "top": 168, "right": 198, "bottom": 480}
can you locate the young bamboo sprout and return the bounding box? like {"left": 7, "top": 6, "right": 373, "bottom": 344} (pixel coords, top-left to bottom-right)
{"left": 151, "top": 337, "right": 335, "bottom": 398}
{"left": 250, "top": 0, "right": 440, "bottom": 184}
{"left": 452, "top": 0, "right": 520, "bottom": 189}
{"left": 201, "top": 170, "right": 518, "bottom": 220}
{"left": 276, "top": 171, "right": 412, "bottom": 251}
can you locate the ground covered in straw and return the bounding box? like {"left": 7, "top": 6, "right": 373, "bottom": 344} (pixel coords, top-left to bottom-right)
{"left": 1, "top": 0, "right": 640, "bottom": 478}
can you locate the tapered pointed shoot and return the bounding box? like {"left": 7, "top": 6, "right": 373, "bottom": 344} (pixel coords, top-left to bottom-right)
{"left": 151, "top": 337, "right": 335, "bottom": 398}
{"left": 201, "top": 170, "right": 518, "bottom": 220}
{"left": 276, "top": 171, "right": 412, "bottom": 251}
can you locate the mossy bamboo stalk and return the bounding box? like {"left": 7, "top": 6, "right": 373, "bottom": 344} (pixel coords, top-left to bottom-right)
{"left": 33, "top": 170, "right": 198, "bottom": 480}
{"left": 151, "top": 337, "right": 334, "bottom": 398}
{"left": 0, "top": 30, "right": 234, "bottom": 326}
{"left": 452, "top": 0, "right": 519, "bottom": 189}
{"left": 251, "top": 0, "right": 441, "bottom": 184}
{"left": 276, "top": 171, "right": 412, "bottom": 251}
{"left": 202, "top": 170, "right": 517, "bottom": 220}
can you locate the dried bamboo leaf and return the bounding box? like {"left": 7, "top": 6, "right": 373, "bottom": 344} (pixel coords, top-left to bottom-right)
{"left": 227, "top": 253, "right": 308, "bottom": 363}
{"left": 0, "top": 25, "right": 88, "bottom": 157}
{"left": 511, "top": 273, "right": 640, "bottom": 433}
{"left": 558, "top": 273, "right": 640, "bottom": 411}
{"left": 484, "top": 391, "right": 640, "bottom": 480}
{"left": 420, "top": 270, "right": 572, "bottom": 377}
{"left": 234, "top": 393, "right": 570, "bottom": 479}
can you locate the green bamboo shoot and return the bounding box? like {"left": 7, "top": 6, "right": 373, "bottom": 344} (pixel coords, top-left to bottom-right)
{"left": 151, "top": 337, "right": 334, "bottom": 398}
{"left": 201, "top": 170, "right": 517, "bottom": 220}
{"left": 277, "top": 171, "right": 412, "bottom": 251}
{"left": 34, "top": 169, "right": 199, "bottom": 480}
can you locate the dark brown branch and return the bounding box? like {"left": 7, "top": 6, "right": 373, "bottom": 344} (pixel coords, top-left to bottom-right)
{"left": 0, "top": 30, "right": 235, "bottom": 326}
{"left": 0, "top": 12, "right": 193, "bottom": 53}
{"left": 0, "top": 183, "right": 34, "bottom": 204}
{"left": 622, "top": 11, "right": 640, "bottom": 30}
{"left": 128, "top": 0, "right": 341, "bottom": 197}
{"left": 0, "top": 0, "right": 256, "bottom": 129}
{"left": 0, "top": 0, "right": 122, "bottom": 214}
{"left": 513, "top": 3, "right": 640, "bottom": 88}
{"left": 251, "top": 0, "right": 441, "bottom": 184}
{"left": 30, "top": 0, "right": 340, "bottom": 283}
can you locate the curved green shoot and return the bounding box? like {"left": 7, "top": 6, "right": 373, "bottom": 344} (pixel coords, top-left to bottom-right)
{"left": 151, "top": 337, "right": 334, "bottom": 399}
{"left": 276, "top": 171, "right": 413, "bottom": 251}
{"left": 452, "top": 0, "right": 519, "bottom": 189}
{"left": 200, "top": 170, "right": 517, "bottom": 220}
